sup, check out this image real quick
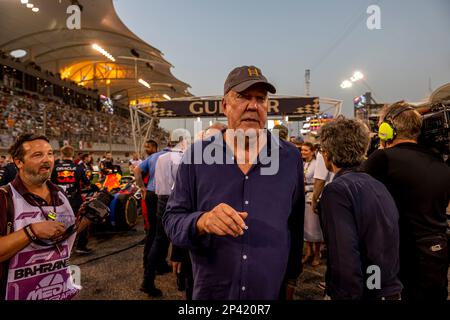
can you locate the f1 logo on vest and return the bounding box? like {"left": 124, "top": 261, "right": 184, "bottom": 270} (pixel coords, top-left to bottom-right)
{"left": 248, "top": 68, "right": 260, "bottom": 77}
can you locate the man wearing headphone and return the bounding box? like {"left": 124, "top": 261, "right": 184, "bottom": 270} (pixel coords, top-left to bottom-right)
{"left": 363, "top": 101, "right": 450, "bottom": 300}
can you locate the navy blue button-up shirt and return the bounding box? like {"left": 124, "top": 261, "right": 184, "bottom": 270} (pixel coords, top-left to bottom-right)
{"left": 320, "top": 168, "right": 402, "bottom": 300}
{"left": 163, "top": 131, "right": 304, "bottom": 300}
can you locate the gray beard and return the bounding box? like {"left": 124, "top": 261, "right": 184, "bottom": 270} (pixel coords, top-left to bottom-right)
{"left": 24, "top": 168, "right": 50, "bottom": 185}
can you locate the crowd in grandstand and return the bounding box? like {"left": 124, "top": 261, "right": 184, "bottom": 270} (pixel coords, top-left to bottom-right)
{"left": 0, "top": 90, "right": 132, "bottom": 148}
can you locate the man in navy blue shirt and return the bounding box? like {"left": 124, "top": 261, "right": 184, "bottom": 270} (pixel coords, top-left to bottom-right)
{"left": 319, "top": 118, "right": 402, "bottom": 300}
{"left": 163, "top": 66, "right": 305, "bottom": 300}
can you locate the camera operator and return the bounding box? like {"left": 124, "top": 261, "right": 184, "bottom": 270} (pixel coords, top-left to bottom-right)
{"left": 99, "top": 152, "right": 122, "bottom": 176}
{"left": 51, "top": 145, "right": 93, "bottom": 254}
{"left": 0, "top": 134, "right": 92, "bottom": 300}
{"left": 363, "top": 102, "right": 450, "bottom": 300}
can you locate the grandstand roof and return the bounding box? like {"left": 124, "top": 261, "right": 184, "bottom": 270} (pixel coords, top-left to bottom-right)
{"left": 430, "top": 83, "right": 450, "bottom": 104}
{"left": 0, "top": 0, "right": 191, "bottom": 105}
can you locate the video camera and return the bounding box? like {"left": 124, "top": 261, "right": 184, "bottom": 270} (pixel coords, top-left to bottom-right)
{"left": 81, "top": 191, "right": 114, "bottom": 224}
{"left": 419, "top": 103, "right": 450, "bottom": 156}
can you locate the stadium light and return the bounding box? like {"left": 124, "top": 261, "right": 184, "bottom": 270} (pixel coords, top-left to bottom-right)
{"left": 92, "top": 44, "right": 116, "bottom": 62}
{"left": 341, "top": 70, "right": 364, "bottom": 89}
{"left": 341, "top": 70, "right": 378, "bottom": 103}
{"left": 138, "top": 79, "right": 151, "bottom": 89}
{"left": 26, "top": 3, "right": 33, "bottom": 8}
{"left": 163, "top": 94, "right": 171, "bottom": 100}
{"left": 10, "top": 49, "right": 27, "bottom": 58}
{"left": 32, "top": 7, "right": 39, "bottom": 12}
{"left": 340, "top": 80, "right": 353, "bottom": 89}
{"left": 20, "top": 0, "right": 29, "bottom": 4}
{"left": 350, "top": 71, "right": 364, "bottom": 82}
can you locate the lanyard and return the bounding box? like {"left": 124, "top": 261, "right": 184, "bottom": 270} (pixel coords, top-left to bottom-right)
{"left": 27, "top": 195, "right": 76, "bottom": 248}
{"left": 28, "top": 194, "right": 58, "bottom": 221}
{"left": 303, "top": 160, "right": 312, "bottom": 176}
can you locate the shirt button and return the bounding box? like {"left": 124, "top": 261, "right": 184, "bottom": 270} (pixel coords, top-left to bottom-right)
{"left": 245, "top": 176, "right": 249, "bottom": 180}
{"left": 242, "top": 286, "right": 246, "bottom": 291}
{"left": 243, "top": 255, "right": 247, "bottom": 260}
{"left": 245, "top": 200, "right": 249, "bottom": 205}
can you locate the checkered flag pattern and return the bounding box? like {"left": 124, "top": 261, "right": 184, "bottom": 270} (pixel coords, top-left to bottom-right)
{"left": 294, "top": 104, "right": 319, "bottom": 115}
{"left": 147, "top": 106, "right": 177, "bottom": 117}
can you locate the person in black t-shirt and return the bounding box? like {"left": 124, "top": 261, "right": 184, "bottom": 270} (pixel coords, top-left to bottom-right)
{"left": 363, "top": 101, "right": 450, "bottom": 301}
{"left": 51, "top": 145, "right": 90, "bottom": 210}
{"left": 51, "top": 145, "right": 92, "bottom": 253}
{"left": 78, "top": 153, "right": 94, "bottom": 181}
{"left": 99, "top": 152, "right": 122, "bottom": 176}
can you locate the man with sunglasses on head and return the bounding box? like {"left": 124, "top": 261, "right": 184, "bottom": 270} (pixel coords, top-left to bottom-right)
{"left": 0, "top": 134, "right": 91, "bottom": 300}
{"left": 363, "top": 102, "right": 450, "bottom": 300}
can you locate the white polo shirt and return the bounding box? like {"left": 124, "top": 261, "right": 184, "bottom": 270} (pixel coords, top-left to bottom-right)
{"left": 154, "top": 149, "right": 184, "bottom": 196}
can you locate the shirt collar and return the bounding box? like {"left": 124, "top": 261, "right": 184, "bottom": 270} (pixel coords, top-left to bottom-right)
{"left": 209, "top": 128, "right": 283, "bottom": 149}
{"left": 207, "top": 129, "right": 283, "bottom": 166}
{"left": 334, "top": 166, "right": 362, "bottom": 179}
{"left": 12, "top": 175, "right": 63, "bottom": 205}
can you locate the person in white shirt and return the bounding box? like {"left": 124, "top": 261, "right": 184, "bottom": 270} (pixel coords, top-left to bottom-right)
{"left": 312, "top": 151, "right": 334, "bottom": 213}
{"left": 301, "top": 142, "right": 323, "bottom": 267}
{"left": 129, "top": 152, "right": 142, "bottom": 173}
{"left": 143, "top": 130, "right": 190, "bottom": 297}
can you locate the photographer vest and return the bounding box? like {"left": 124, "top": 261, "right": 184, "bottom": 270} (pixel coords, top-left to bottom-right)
{"left": 4, "top": 184, "right": 80, "bottom": 300}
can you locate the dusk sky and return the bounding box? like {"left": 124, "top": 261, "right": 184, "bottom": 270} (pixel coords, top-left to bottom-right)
{"left": 114, "top": 0, "right": 450, "bottom": 116}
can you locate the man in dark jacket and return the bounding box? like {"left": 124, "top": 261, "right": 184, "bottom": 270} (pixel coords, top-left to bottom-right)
{"left": 319, "top": 117, "right": 402, "bottom": 300}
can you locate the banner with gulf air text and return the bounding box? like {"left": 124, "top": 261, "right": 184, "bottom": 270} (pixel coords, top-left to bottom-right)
{"left": 142, "top": 97, "right": 320, "bottom": 118}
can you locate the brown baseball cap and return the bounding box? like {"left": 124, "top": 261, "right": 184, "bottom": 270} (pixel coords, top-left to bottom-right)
{"left": 224, "top": 65, "right": 276, "bottom": 95}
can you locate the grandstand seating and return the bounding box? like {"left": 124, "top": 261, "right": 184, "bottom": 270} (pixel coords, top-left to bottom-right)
{"left": 0, "top": 89, "right": 133, "bottom": 149}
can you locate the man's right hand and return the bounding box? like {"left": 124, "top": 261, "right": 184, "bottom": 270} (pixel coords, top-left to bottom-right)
{"left": 196, "top": 203, "right": 248, "bottom": 237}
{"left": 31, "top": 221, "right": 66, "bottom": 240}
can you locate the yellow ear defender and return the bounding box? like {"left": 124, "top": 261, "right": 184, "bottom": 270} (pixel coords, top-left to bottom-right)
{"left": 378, "top": 106, "right": 413, "bottom": 141}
